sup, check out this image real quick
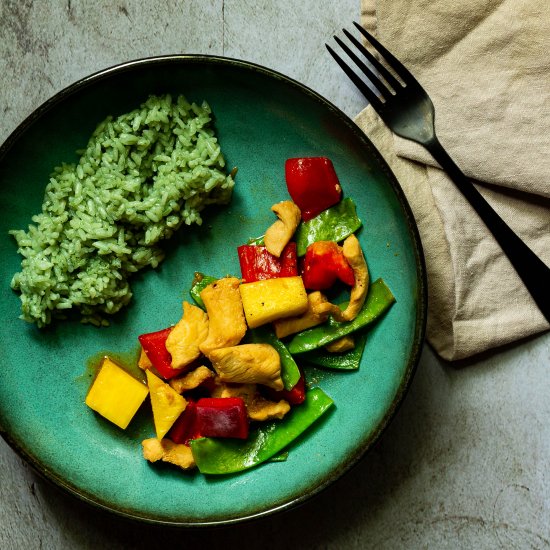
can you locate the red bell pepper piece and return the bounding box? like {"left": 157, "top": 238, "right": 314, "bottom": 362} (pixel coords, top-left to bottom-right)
{"left": 169, "top": 400, "right": 201, "bottom": 445}
{"left": 237, "top": 242, "right": 298, "bottom": 283}
{"left": 285, "top": 157, "right": 342, "bottom": 221}
{"left": 138, "top": 327, "right": 180, "bottom": 380}
{"left": 265, "top": 370, "right": 306, "bottom": 405}
{"left": 195, "top": 397, "right": 249, "bottom": 439}
{"left": 301, "top": 241, "right": 355, "bottom": 290}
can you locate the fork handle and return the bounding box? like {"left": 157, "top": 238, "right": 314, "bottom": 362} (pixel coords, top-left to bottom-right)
{"left": 425, "top": 136, "right": 550, "bottom": 324}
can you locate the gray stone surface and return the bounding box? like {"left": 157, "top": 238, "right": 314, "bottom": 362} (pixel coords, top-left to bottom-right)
{"left": 1, "top": 1, "right": 549, "bottom": 548}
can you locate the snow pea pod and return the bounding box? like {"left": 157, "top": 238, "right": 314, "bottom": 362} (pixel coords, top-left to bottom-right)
{"left": 247, "top": 235, "right": 265, "bottom": 245}
{"left": 189, "top": 273, "right": 218, "bottom": 309}
{"left": 287, "top": 278, "right": 395, "bottom": 354}
{"left": 302, "top": 330, "right": 368, "bottom": 370}
{"left": 295, "top": 198, "right": 362, "bottom": 256}
{"left": 268, "top": 451, "right": 289, "bottom": 463}
{"left": 190, "top": 387, "right": 333, "bottom": 475}
{"left": 246, "top": 326, "right": 301, "bottom": 390}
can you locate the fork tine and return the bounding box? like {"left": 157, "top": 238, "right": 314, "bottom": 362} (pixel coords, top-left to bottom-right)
{"left": 333, "top": 35, "right": 388, "bottom": 98}
{"left": 341, "top": 28, "right": 402, "bottom": 92}
{"left": 352, "top": 21, "right": 411, "bottom": 83}
{"left": 325, "top": 44, "right": 384, "bottom": 110}
{"left": 332, "top": 35, "right": 392, "bottom": 103}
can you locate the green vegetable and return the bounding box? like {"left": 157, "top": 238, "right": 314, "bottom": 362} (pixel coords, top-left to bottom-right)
{"left": 287, "top": 278, "right": 395, "bottom": 354}
{"left": 247, "top": 326, "right": 301, "bottom": 390}
{"left": 247, "top": 235, "right": 265, "bottom": 245}
{"left": 190, "top": 387, "right": 333, "bottom": 474}
{"left": 302, "top": 330, "right": 368, "bottom": 370}
{"left": 295, "top": 198, "right": 362, "bottom": 256}
{"left": 189, "top": 273, "right": 218, "bottom": 309}
{"left": 268, "top": 451, "right": 289, "bottom": 463}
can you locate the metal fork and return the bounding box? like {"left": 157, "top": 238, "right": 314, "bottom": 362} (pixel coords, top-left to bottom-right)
{"left": 327, "top": 22, "right": 550, "bottom": 323}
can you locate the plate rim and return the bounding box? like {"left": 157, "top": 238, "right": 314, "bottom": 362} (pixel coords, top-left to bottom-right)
{"left": 0, "top": 54, "right": 427, "bottom": 527}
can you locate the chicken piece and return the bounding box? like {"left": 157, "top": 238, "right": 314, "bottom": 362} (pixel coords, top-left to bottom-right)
{"left": 208, "top": 344, "right": 284, "bottom": 391}
{"left": 165, "top": 301, "right": 209, "bottom": 369}
{"left": 325, "top": 335, "right": 355, "bottom": 353}
{"left": 169, "top": 365, "right": 215, "bottom": 394}
{"left": 211, "top": 381, "right": 258, "bottom": 400}
{"left": 212, "top": 382, "right": 290, "bottom": 421}
{"left": 333, "top": 234, "right": 369, "bottom": 322}
{"left": 273, "top": 291, "right": 339, "bottom": 339}
{"left": 199, "top": 277, "right": 247, "bottom": 356}
{"left": 264, "top": 200, "right": 301, "bottom": 257}
{"left": 137, "top": 347, "right": 152, "bottom": 370}
{"left": 248, "top": 395, "right": 290, "bottom": 421}
{"left": 141, "top": 438, "right": 196, "bottom": 470}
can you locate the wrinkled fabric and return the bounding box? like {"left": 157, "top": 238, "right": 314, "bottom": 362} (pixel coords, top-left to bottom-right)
{"left": 356, "top": 0, "right": 550, "bottom": 360}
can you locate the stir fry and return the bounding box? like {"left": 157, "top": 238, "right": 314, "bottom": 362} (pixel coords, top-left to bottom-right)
{"left": 85, "top": 157, "right": 396, "bottom": 475}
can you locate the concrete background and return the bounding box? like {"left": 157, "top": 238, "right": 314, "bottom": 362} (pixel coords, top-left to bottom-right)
{"left": 1, "top": 1, "right": 549, "bottom": 548}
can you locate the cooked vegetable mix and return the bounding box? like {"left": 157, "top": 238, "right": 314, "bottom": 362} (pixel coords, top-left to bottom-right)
{"left": 246, "top": 326, "right": 302, "bottom": 390}
{"left": 237, "top": 242, "right": 298, "bottom": 282}
{"left": 85, "top": 156, "right": 395, "bottom": 475}
{"left": 295, "top": 197, "right": 362, "bottom": 256}
{"left": 287, "top": 279, "right": 396, "bottom": 354}
{"left": 190, "top": 273, "right": 218, "bottom": 309}
{"left": 302, "top": 240, "right": 355, "bottom": 290}
{"left": 285, "top": 157, "right": 342, "bottom": 221}
{"left": 85, "top": 357, "right": 149, "bottom": 429}
{"left": 302, "top": 331, "right": 369, "bottom": 371}
{"left": 190, "top": 388, "right": 334, "bottom": 474}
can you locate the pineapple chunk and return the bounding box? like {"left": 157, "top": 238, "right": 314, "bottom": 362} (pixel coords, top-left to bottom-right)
{"left": 85, "top": 357, "right": 149, "bottom": 429}
{"left": 146, "top": 370, "right": 187, "bottom": 439}
{"left": 239, "top": 276, "right": 308, "bottom": 329}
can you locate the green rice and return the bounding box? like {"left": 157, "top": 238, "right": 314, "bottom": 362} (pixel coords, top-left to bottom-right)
{"left": 10, "top": 94, "right": 235, "bottom": 327}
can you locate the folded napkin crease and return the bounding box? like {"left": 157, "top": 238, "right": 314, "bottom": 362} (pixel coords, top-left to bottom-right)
{"left": 356, "top": 0, "right": 550, "bottom": 360}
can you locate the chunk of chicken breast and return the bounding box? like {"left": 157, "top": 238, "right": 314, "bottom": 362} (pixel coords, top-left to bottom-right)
{"left": 208, "top": 343, "right": 284, "bottom": 390}
{"left": 273, "top": 290, "right": 339, "bottom": 338}
{"left": 137, "top": 347, "right": 152, "bottom": 370}
{"left": 169, "top": 365, "right": 215, "bottom": 394}
{"left": 166, "top": 301, "right": 209, "bottom": 369}
{"left": 212, "top": 382, "right": 290, "bottom": 421}
{"left": 199, "top": 277, "right": 247, "bottom": 356}
{"left": 142, "top": 438, "right": 195, "bottom": 470}
{"left": 248, "top": 396, "right": 291, "bottom": 421}
{"left": 264, "top": 200, "right": 301, "bottom": 257}
{"left": 333, "top": 234, "right": 369, "bottom": 322}
{"left": 325, "top": 335, "right": 355, "bottom": 353}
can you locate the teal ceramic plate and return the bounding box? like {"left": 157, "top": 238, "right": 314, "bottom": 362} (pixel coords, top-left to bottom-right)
{"left": 0, "top": 56, "right": 426, "bottom": 525}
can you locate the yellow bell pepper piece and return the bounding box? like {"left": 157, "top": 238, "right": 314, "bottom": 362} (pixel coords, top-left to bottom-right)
{"left": 85, "top": 357, "right": 149, "bottom": 429}
{"left": 239, "top": 276, "right": 308, "bottom": 329}
{"left": 146, "top": 370, "right": 187, "bottom": 439}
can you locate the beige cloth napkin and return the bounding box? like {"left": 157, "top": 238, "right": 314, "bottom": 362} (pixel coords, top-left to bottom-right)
{"left": 356, "top": 0, "right": 550, "bottom": 360}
